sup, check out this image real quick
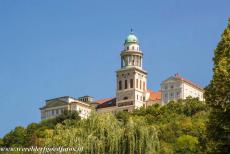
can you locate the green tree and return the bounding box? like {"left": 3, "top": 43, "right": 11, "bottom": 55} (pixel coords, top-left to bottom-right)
{"left": 2, "top": 126, "right": 26, "bottom": 147}
{"left": 175, "top": 135, "right": 199, "bottom": 154}
{"left": 55, "top": 110, "right": 81, "bottom": 124}
{"left": 40, "top": 110, "right": 81, "bottom": 128}
{"left": 45, "top": 113, "right": 159, "bottom": 154}
{"left": 115, "top": 111, "right": 130, "bottom": 124}
{"left": 205, "top": 18, "right": 230, "bottom": 153}
{"left": 25, "top": 123, "right": 40, "bottom": 146}
{"left": 0, "top": 138, "right": 3, "bottom": 147}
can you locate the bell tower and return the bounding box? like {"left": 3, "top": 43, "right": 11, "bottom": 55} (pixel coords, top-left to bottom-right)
{"left": 116, "top": 31, "right": 148, "bottom": 111}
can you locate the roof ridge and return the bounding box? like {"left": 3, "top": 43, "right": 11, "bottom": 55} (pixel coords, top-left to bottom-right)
{"left": 174, "top": 74, "right": 203, "bottom": 90}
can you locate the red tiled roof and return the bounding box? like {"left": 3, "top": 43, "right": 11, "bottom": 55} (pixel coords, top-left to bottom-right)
{"left": 94, "top": 98, "right": 115, "bottom": 105}
{"left": 94, "top": 98, "right": 116, "bottom": 109}
{"left": 174, "top": 74, "right": 204, "bottom": 91}
{"left": 147, "top": 89, "right": 161, "bottom": 101}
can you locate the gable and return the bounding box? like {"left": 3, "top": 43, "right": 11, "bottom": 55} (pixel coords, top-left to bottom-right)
{"left": 161, "top": 76, "right": 179, "bottom": 84}
{"left": 41, "top": 100, "right": 67, "bottom": 109}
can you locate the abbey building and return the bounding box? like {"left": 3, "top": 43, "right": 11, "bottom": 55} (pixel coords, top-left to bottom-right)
{"left": 40, "top": 32, "right": 204, "bottom": 120}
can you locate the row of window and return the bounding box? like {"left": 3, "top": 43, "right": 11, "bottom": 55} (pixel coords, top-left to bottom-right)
{"left": 126, "top": 46, "right": 139, "bottom": 51}
{"left": 118, "top": 79, "right": 145, "bottom": 90}
{"left": 43, "top": 108, "right": 65, "bottom": 118}
{"left": 122, "top": 95, "right": 145, "bottom": 101}
{"left": 164, "top": 85, "right": 176, "bottom": 90}
{"left": 164, "top": 92, "right": 180, "bottom": 99}
{"left": 137, "top": 94, "right": 145, "bottom": 101}
{"left": 121, "top": 55, "right": 142, "bottom": 67}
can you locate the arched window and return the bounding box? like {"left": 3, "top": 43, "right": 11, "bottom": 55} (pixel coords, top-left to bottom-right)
{"left": 132, "top": 46, "right": 134, "bottom": 50}
{"left": 125, "top": 80, "right": 128, "bottom": 89}
{"left": 130, "top": 79, "right": 133, "bottom": 88}
{"left": 123, "top": 97, "right": 128, "bottom": 100}
{"left": 119, "top": 81, "right": 122, "bottom": 90}
{"left": 127, "top": 46, "right": 129, "bottom": 50}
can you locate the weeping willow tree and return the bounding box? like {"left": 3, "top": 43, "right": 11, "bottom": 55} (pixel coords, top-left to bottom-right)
{"left": 45, "top": 112, "right": 159, "bottom": 154}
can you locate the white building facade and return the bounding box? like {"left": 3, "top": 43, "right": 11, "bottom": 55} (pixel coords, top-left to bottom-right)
{"left": 40, "top": 96, "right": 92, "bottom": 120}
{"left": 161, "top": 74, "right": 204, "bottom": 104}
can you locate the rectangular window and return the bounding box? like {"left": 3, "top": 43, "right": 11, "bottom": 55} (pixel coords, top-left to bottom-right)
{"left": 165, "top": 85, "right": 168, "bottom": 89}
{"left": 140, "top": 80, "right": 142, "bottom": 90}
{"left": 143, "top": 82, "right": 145, "bottom": 91}
{"left": 119, "top": 81, "right": 122, "bottom": 90}
{"left": 125, "top": 80, "right": 128, "bottom": 89}
{"left": 130, "top": 79, "right": 133, "bottom": 88}
{"left": 136, "top": 79, "right": 138, "bottom": 88}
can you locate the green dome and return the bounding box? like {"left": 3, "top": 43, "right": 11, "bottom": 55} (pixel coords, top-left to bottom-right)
{"left": 124, "top": 33, "right": 139, "bottom": 44}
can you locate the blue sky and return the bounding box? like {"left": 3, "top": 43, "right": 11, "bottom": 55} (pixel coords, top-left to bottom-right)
{"left": 0, "top": 0, "right": 229, "bottom": 137}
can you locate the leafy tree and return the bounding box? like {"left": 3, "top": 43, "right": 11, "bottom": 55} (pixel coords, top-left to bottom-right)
{"left": 25, "top": 123, "right": 40, "bottom": 146}
{"left": 115, "top": 111, "right": 130, "bottom": 124}
{"left": 175, "top": 135, "right": 199, "bottom": 154}
{"left": 0, "top": 138, "right": 3, "bottom": 147}
{"left": 55, "top": 110, "right": 81, "bottom": 124}
{"left": 205, "top": 18, "right": 230, "bottom": 153}
{"left": 40, "top": 110, "right": 81, "bottom": 128}
{"left": 183, "top": 97, "right": 206, "bottom": 116}
{"left": 2, "top": 126, "right": 26, "bottom": 147}
{"left": 45, "top": 113, "right": 159, "bottom": 154}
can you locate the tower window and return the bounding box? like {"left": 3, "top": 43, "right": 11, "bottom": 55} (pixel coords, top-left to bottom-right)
{"left": 123, "top": 97, "right": 128, "bottom": 100}
{"left": 136, "top": 79, "right": 138, "bottom": 88}
{"left": 127, "top": 46, "right": 129, "bottom": 50}
{"left": 125, "top": 80, "right": 128, "bottom": 89}
{"left": 143, "top": 82, "right": 145, "bottom": 91}
{"left": 137, "top": 95, "right": 138, "bottom": 100}
{"left": 130, "top": 79, "right": 133, "bottom": 88}
{"left": 132, "top": 46, "right": 134, "bottom": 50}
{"left": 119, "top": 81, "right": 122, "bottom": 90}
{"left": 140, "top": 80, "right": 142, "bottom": 90}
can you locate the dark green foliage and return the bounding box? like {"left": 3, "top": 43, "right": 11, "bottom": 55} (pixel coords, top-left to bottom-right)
{"left": 40, "top": 110, "right": 81, "bottom": 128}
{"left": 1, "top": 110, "right": 81, "bottom": 148}
{"left": 205, "top": 18, "right": 230, "bottom": 153}
{"left": 0, "top": 138, "right": 4, "bottom": 147}
{"left": 132, "top": 98, "right": 208, "bottom": 153}
{"left": 2, "top": 126, "right": 26, "bottom": 147}
{"left": 175, "top": 135, "right": 199, "bottom": 154}
{"left": 115, "top": 111, "right": 130, "bottom": 124}
{"left": 55, "top": 110, "right": 81, "bottom": 124}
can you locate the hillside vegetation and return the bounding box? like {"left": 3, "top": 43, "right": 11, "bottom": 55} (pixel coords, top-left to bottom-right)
{"left": 0, "top": 98, "right": 209, "bottom": 154}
